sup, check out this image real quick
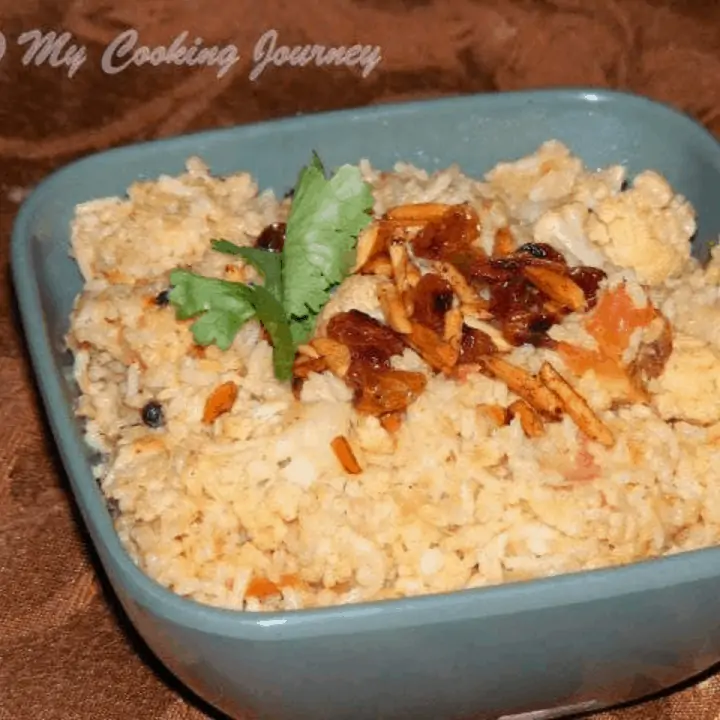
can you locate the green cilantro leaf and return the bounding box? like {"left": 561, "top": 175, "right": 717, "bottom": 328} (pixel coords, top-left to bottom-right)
{"left": 211, "top": 240, "right": 283, "bottom": 301}
{"left": 168, "top": 152, "right": 374, "bottom": 381}
{"left": 189, "top": 309, "right": 249, "bottom": 348}
{"left": 168, "top": 269, "right": 295, "bottom": 378}
{"left": 245, "top": 285, "right": 295, "bottom": 381}
{"left": 168, "top": 269, "right": 256, "bottom": 350}
{"left": 281, "top": 153, "right": 373, "bottom": 343}
{"left": 288, "top": 315, "right": 315, "bottom": 347}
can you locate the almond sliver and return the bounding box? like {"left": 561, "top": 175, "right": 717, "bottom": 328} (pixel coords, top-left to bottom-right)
{"left": 477, "top": 403, "right": 507, "bottom": 427}
{"left": 477, "top": 355, "right": 563, "bottom": 420}
{"left": 310, "top": 337, "right": 352, "bottom": 378}
{"left": 378, "top": 282, "right": 413, "bottom": 334}
{"left": 538, "top": 362, "right": 615, "bottom": 447}
{"left": 360, "top": 254, "right": 394, "bottom": 278}
{"left": 507, "top": 399, "right": 545, "bottom": 438}
{"left": 407, "top": 322, "right": 459, "bottom": 372}
{"left": 353, "top": 224, "right": 383, "bottom": 272}
{"left": 493, "top": 227, "right": 515, "bottom": 257}
{"left": 202, "top": 381, "right": 239, "bottom": 424}
{"left": 385, "top": 202, "right": 452, "bottom": 223}
{"left": 389, "top": 242, "right": 410, "bottom": 292}
{"left": 523, "top": 266, "right": 586, "bottom": 312}
{"left": 443, "top": 306, "right": 464, "bottom": 352}
{"left": 331, "top": 435, "right": 363, "bottom": 474}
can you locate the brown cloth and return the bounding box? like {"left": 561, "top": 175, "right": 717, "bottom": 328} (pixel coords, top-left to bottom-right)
{"left": 2, "top": 0, "right": 720, "bottom": 718}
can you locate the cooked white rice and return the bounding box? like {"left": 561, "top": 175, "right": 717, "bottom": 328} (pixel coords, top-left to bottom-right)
{"left": 66, "top": 141, "right": 720, "bottom": 612}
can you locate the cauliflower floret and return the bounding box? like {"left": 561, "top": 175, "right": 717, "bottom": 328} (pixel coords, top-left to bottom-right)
{"left": 533, "top": 202, "right": 609, "bottom": 268}
{"left": 653, "top": 271, "right": 720, "bottom": 351}
{"left": 315, "top": 274, "right": 384, "bottom": 334}
{"left": 650, "top": 334, "right": 720, "bottom": 425}
{"left": 585, "top": 171, "right": 696, "bottom": 285}
{"left": 531, "top": 164, "right": 627, "bottom": 267}
{"left": 572, "top": 165, "right": 626, "bottom": 210}
{"left": 485, "top": 141, "right": 583, "bottom": 223}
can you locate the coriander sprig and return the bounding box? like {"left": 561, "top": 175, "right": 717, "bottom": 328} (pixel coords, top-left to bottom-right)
{"left": 168, "top": 153, "right": 374, "bottom": 381}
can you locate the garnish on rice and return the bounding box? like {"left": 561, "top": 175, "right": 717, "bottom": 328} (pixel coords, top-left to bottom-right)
{"left": 169, "top": 161, "right": 673, "bottom": 447}
{"left": 168, "top": 152, "right": 374, "bottom": 381}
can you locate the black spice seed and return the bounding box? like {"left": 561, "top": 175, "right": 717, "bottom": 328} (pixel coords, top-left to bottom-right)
{"left": 141, "top": 401, "right": 165, "bottom": 428}
{"left": 154, "top": 289, "right": 171, "bottom": 307}
{"left": 517, "top": 243, "right": 551, "bottom": 259}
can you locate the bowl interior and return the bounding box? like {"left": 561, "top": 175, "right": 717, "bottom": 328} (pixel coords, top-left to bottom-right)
{"left": 11, "top": 88, "right": 720, "bottom": 632}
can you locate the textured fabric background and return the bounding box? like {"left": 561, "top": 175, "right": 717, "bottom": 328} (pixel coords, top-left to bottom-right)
{"left": 2, "top": 1, "right": 720, "bottom": 718}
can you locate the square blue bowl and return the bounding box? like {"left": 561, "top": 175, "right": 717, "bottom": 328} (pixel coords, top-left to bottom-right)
{"left": 11, "top": 89, "right": 720, "bottom": 720}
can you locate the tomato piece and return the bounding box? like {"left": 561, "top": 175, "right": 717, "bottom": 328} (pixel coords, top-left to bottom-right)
{"left": 584, "top": 284, "right": 655, "bottom": 361}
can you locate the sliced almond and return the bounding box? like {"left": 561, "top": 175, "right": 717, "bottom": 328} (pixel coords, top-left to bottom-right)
{"left": 434, "top": 261, "right": 492, "bottom": 319}
{"left": 405, "top": 260, "right": 423, "bottom": 289}
{"left": 443, "top": 306, "right": 464, "bottom": 353}
{"left": 507, "top": 399, "right": 545, "bottom": 438}
{"left": 385, "top": 202, "right": 452, "bottom": 223}
{"left": 296, "top": 344, "right": 320, "bottom": 359}
{"left": 407, "top": 322, "right": 459, "bottom": 372}
{"left": 353, "top": 224, "right": 382, "bottom": 272}
{"left": 202, "top": 381, "right": 238, "bottom": 424}
{"left": 460, "top": 299, "right": 493, "bottom": 321}
{"left": 538, "top": 362, "right": 615, "bottom": 447}
{"left": 477, "top": 403, "right": 508, "bottom": 427}
{"left": 292, "top": 355, "right": 329, "bottom": 380}
{"left": 331, "top": 435, "right": 363, "bottom": 474}
{"left": 310, "top": 337, "right": 351, "bottom": 378}
{"left": 389, "top": 241, "right": 410, "bottom": 293}
{"left": 433, "top": 261, "right": 475, "bottom": 304}
{"left": 493, "top": 227, "right": 515, "bottom": 257}
{"left": 523, "top": 266, "right": 586, "bottom": 312}
{"left": 402, "top": 287, "right": 416, "bottom": 318}
{"left": 463, "top": 316, "right": 512, "bottom": 353}
{"left": 360, "top": 254, "right": 394, "bottom": 278}
{"left": 378, "top": 282, "right": 413, "bottom": 334}
{"left": 543, "top": 299, "right": 565, "bottom": 316}
{"left": 477, "top": 355, "right": 563, "bottom": 420}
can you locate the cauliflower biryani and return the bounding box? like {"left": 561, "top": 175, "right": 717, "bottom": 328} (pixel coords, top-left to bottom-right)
{"left": 66, "top": 140, "right": 720, "bottom": 612}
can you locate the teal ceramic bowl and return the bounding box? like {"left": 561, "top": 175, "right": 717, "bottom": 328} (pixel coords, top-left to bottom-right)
{"left": 11, "top": 89, "right": 720, "bottom": 720}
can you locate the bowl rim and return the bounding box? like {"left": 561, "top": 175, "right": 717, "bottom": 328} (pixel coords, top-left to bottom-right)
{"left": 11, "top": 86, "right": 720, "bottom": 640}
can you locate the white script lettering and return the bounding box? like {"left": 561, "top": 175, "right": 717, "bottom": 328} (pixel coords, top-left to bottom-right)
{"left": 17, "top": 30, "right": 87, "bottom": 78}
{"left": 250, "top": 29, "right": 382, "bottom": 81}
{"left": 102, "top": 30, "right": 239, "bottom": 78}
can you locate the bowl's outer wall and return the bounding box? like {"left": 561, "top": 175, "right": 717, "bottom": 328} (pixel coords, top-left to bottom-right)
{"left": 12, "top": 90, "right": 720, "bottom": 720}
